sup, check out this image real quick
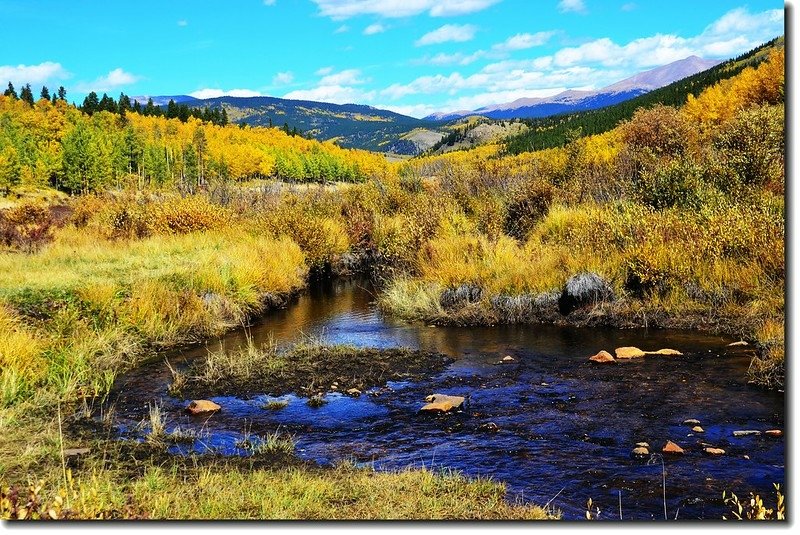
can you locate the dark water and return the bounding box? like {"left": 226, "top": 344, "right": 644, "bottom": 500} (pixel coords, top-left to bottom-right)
{"left": 110, "top": 278, "right": 785, "bottom": 520}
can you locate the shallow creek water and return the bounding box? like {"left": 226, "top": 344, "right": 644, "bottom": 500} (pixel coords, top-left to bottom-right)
{"left": 110, "top": 277, "right": 784, "bottom": 520}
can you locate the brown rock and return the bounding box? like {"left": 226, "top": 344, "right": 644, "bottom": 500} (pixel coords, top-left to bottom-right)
{"left": 186, "top": 400, "right": 221, "bottom": 415}
{"left": 346, "top": 388, "right": 362, "bottom": 397}
{"left": 703, "top": 447, "right": 726, "bottom": 456}
{"left": 589, "top": 350, "right": 615, "bottom": 363}
{"left": 420, "top": 394, "right": 465, "bottom": 413}
{"left": 631, "top": 447, "right": 650, "bottom": 458}
{"left": 765, "top": 429, "right": 783, "bottom": 437}
{"left": 683, "top": 419, "right": 701, "bottom": 426}
{"left": 662, "top": 440, "right": 685, "bottom": 454}
{"left": 615, "top": 346, "right": 646, "bottom": 359}
{"left": 692, "top": 426, "right": 705, "bottom": 433}
{"left": 646, "top": 348, "right": 683, "bottom": 356}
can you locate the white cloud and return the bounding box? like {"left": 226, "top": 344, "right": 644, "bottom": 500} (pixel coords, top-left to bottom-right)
{"left": 0, "top": 61, "right": 70, "bottom": 88}
{"left": 319, "top": 69, "right": 364, "bottom": 86}
{"left": 335, "top": 24, "right": 350, "bottom": 33}
{"left": 492, "top": 31, "right": 554, "bottom": 51}
{"left": 621, "top": 2, "right": 636, "bottom": 11}
{"left": 189, "top": 88, "right": 262, "bottom": 99}
{"left": 558, "top": 0, "right": 587, "bottom": 14}
{"left": 177, "top": 19, "right": 188, "bottom": 27}
{"left": 75, "top": 68, "right": 140, "bottom": 93}
{"left": 272, "top": 71, "right": 294, "bottom": 86}
{"left": 416, "top": 24, "right": 477, "bottom": 46}
{"left": 283, "top": 85, "right": 375, "bottom": 104}
{"left": 363, "top": 23, "right": 387, "bottom": 35}
{"left": 310, "top": 0, "right": 500, "bottom": 20}
{"left": 315, "top": 66, "right": 334, "bottom": 76}
{"left": 263, "top": 0, "right": 276, "bottom": 5}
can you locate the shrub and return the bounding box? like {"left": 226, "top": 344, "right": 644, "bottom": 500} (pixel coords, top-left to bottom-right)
{"left": 0, "top": 201, "right": 55, "bottom": 252}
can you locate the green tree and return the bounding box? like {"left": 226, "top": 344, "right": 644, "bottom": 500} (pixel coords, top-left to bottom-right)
{"left": 0, "top": 145, "right": 21, "bottom": 194}
{"left": 19, "top": 84, "right": 34, "bottom": 106}
{"left": 57, "top": 86, "right": 67, "bottom": 101}
{"left": 40, "top": 86, "right": 51, "bottom": 101}
{"left": 4, "top": 82, "right": 18, "bottom": 99}
{"left": 82, "top": 91, "right": 100, "bottom": 115}
{"left": 61, "top": 121, "right": 98, "bottom": 192}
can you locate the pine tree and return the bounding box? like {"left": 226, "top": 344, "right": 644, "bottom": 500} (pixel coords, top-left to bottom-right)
{"left": 82, "top": 91, "right": 100, "bottom": 115}
{"left": 40, "top": 86, "right": 51, "bottom": 101}
{"left": 4, "top": 82, "right": 17, "bottom": 99}
{"left": 20, "top": 84, "right": 35, "bottom": 106}
{"left": 143, "top": 98, "right": 156, "bottom": 116}
{"left": 57, "top": 86, "right": 67, "bottom": 101}
{"left": 133, "top": 100, "right": 142, "bottom": 114}
{"left": 166, "top": 99, "right": 178, "bottom": 118}
{"left": 221, "top": 107, "right": 228, "bottom": 126}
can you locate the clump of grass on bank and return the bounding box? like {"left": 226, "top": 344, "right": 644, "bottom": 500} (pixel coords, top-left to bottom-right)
{"left": 170, "top": 340, "right": 452, "bottom": 398}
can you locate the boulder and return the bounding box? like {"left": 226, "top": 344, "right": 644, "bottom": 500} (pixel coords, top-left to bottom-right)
{"left": 635, "top": 442, "right": 651, "bottom": 449}
{"left": 440, "top": 285, "right": 482, "bottom": 310}
{"left": 186, "top": 400, "right": 221, "bottom": 415}
{"left": 703, "top": 447, "right": 726, "bottom": 456}
{"left": 501, "top": 355, "right": 515, "bottom": 363}
{"left": 346, "top": 388, "right": 362, "bottom": 397}
{"left": 662, "top": 440, "right": 685, "bottom": 454}
{"left": 631, "top": 447, "right": 650, "bottom": 458}
{"left": 765, "top": 429, "right": 783, "bottom": 437}
{"left": 733, "top": 430, "right": 761, "bottom": 437}
{"left": 615, "top": 347, "right": 646, "bottom": 359}
{"left": 683, "top": 419, "right": 701, "bottom": 426}
{"left": 589, "top": 350, "right": 615, "bottom": 363}
{"left": 420, "top": 394, "right": 465, "bottom": 413}
{"left": 558, "top": 272, "right": 615, "bottom": 315}
{"left": 692, "top": 426, "right": 705, "bottom": 433}
{"left": 646, "top": 348, "right": 683, "bottom": 356}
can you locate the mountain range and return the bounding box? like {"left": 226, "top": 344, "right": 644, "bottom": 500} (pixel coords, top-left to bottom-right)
{"left": 133, "top": 54, "right": 721, "bottom": 154}
{"left": 423, "top": 56, "right": 721, "bottom": 121}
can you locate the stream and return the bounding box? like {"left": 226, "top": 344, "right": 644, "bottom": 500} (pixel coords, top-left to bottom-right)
{"left": 109, "top": 277, "right": 785, "bottom": 520}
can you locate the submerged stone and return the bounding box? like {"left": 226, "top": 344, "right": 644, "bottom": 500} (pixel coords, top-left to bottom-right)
{"left": 765, "top": 429, "right": 783, "bottom": 437}
{"left": 420, "top": 394, "right": 465, "bottom": 413}
{"left": 692, "top": 426, "right": 705, "bottom": 433}
{"left": 683, "top": 419, "right": 701, "bottom": 426}
{"left": 186, "top": 400, "right": 221, "bottom": 415}
{"left": 704, "top": 447, "right": 726, "bottom": 456}
{"left": 646, "top": 348, "right": 683, "bottom": 356}
{"left": 733, "top": 430, "right": 762, "bottom": 437}
{"left": 631, "top": 446, "right": 650, "bottom": 458}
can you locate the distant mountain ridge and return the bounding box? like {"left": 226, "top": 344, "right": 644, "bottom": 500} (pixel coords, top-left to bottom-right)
{"left": 131, "top": 95, "right": 200, "bottom": 106}
{"left": 425, "top": 55, "right": 721, "bottom": 121}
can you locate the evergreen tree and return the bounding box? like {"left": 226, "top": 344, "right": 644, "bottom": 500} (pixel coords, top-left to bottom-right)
{"left": 221, "top": 107, "right": 228, "bottom": 126}
{"left": 4, "top": 82, "right": 17, "bottom": 99}
{"left": 57, "top": 86, "right": 67, "bottom": 101}
{"left": 166, "top": 99, "right": 178, "bottom": 118}
{"left": 99, "top": 93, "right": 116, "bottom": 113}
{"left": 51, "top": 92, "right": 57, "bottom": 105}
{"left": 82, "top": 91, "right": 100, "bottom": 115}
{"left": 143, "top": 98, "right": 156, "bottom": 116}
{"left": 20, "top": 84, "right": 35, "bottom": 106}
{"left": 132, "top": 100, "right": 142, "bottom": 114}
{"left": 40, "top": 86, "right": 51, "bottom": 101}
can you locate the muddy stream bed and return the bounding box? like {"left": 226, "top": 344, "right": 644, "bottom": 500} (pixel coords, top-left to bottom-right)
{"left": 108, "top": 278, "right": 785, "bottom": 520}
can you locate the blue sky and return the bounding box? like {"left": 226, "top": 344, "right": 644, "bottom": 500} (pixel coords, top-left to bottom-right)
{"left": 0, "top": 0, "right": 784, "bottom": 117}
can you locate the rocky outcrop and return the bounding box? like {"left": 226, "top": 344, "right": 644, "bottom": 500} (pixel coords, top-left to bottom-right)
{"left": 558, "top": 272, "right": 614, "bottom": 315}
